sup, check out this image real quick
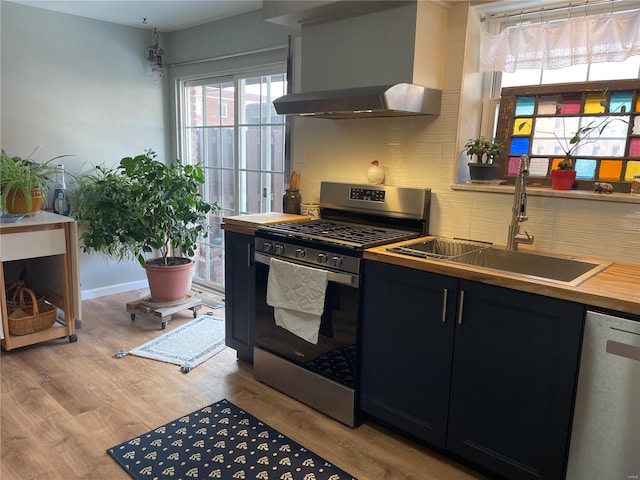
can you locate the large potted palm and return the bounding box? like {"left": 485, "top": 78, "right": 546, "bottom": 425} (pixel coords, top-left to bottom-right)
{"left": 73, "top": 150, "right": 219, "bottom": 302}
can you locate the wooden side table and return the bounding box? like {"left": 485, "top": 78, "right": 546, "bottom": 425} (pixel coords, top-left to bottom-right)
{"left": 1, "top": 211, "right": 81, "bottom": 350}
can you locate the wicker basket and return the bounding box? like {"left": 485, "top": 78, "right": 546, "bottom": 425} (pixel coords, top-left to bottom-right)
{"left": 7, "top": 286, "right": 57, "bottom": 336}
{"left": 5, "top": 280, "right": 45, "bottom": 308}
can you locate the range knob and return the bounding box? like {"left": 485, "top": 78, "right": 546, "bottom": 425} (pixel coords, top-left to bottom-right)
{"left": 263, "top": 242, "right": 273, "bottom": 252}
{"left": 331, "top": 256, "right": 343, "bottom": 268}
{"left": 274, "top": 244, "right": 285, "bottom": 254}
{"left": 295, "top": 248, "right": 306, "bottom": 259}
{"left": 317, "top": 253, "right": 328, "bottom": 264}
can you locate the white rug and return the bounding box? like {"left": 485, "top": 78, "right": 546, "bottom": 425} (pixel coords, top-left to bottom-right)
{"left": 120, "top": 315, "right": 226, "bottom": 372}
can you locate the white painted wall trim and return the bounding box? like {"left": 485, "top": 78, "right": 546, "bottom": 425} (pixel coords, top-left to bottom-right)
{"left": 81, "top": 280, "right": 149, "bottom": 300}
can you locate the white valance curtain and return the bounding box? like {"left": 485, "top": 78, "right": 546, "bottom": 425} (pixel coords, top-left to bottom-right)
{"left": 480, "top": 8, "right": 640, "bottom": 72}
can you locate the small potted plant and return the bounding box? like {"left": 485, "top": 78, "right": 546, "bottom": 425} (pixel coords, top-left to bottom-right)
{"left": 0, "top": 148, "right": 70, "bottom": 215}
{"left": 463, "top": 137, "right": 503, "bottom": 182}
{"left": 72, "top": 150, "right": 220, "bottom": 302}
{"left": 537, "top": 90, "right": 631, "bottom": 190}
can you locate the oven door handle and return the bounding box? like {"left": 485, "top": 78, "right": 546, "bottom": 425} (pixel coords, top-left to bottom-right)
{"left": 254, "top": 252, "right": 359, "bottom": 287}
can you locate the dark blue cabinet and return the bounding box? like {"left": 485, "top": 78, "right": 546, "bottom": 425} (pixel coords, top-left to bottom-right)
{"left": 361, "top": 260, "right": 585, "bottom": 480}
{"left": 224, "top": 230, "right": 255, "bottom": 363}
{"left": 360, "top": 260, "right": 458, "bottom": 447}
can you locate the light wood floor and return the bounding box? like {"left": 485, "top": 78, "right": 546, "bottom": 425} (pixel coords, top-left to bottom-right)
{"left": 1, "top": 290, "right": 488, "bottom": 480}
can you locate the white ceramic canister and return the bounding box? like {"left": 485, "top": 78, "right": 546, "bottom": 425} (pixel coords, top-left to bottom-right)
{"left": 301, "top": 202, "right": 320, "bottom": 219}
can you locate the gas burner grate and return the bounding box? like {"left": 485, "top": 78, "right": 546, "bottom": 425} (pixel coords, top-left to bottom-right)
{"left": 260, "top": 220, "right": 418, "bottom": 248}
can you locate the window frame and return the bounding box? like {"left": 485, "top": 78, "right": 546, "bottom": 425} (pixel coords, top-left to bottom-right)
{"left": 495, "top": 79, "right": 640, "bottom": 191}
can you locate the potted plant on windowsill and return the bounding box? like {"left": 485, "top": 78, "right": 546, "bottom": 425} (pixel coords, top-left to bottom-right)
{"left": 0, "top": 148, "right": 70, "bottom": 215}
{"left": 540, "top": 90, "right": 631, "bottom": 190}
{"left": 463, "top": 137, "right": 503, "bottom": 182}
{"left": 72, "top": 150, "right": 220, "bottom": 303}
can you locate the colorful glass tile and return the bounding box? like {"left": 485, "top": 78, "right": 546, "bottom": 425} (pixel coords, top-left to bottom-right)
{"left": 633, "top": 116, "right": 640, "bottom": 135}
{"left": 610, "top": 91, "right": 633, "bottom": 114}
{"left": 551, "top": 158, "right": 566, "bottom": 170}
{"left": 529, "top": 157, "right": 550, "bottom": 177}
{"left": 508, "top": 157, "right": 521, "bottom": 175}
{"left": 559, "top": 94, "right": 582, "bottom": 114}
{"left": 630, "top": 138, "right": 640, "bottom": 157}
{"left": 510, "top": 137, "right": 530, "bottom": 155}
{"left": 598, "top": 160, "right": 622, "bottom": 180}
{"left": 514, "top": 118, "right": 532, "bottom": 135}
{"left": 575, "top": 159, "right": 597, "bottom": 179}
{"left": 538, "top": 96, "right": 558, "bottom": 114}
{"left": 515, "top": 96, "right": 535, "bottom": 116}
{"left": 625, "top": 160, "right": 640, "bottom": 181}
{"left": 584, "top": 93, "right": 606, "bottom": 114}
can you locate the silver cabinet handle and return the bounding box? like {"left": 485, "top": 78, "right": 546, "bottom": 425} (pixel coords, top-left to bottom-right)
{"left": 247, "top": 243, "right": 252, "bottom": 268}
{"left": 457, "top": 290, "right": 465, "bottom": 325}
{"left": 441, "top": 288, "right": 448, "bottom": 322}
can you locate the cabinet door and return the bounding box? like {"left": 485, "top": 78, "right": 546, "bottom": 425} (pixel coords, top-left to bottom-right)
{"left": 223, "top": 231, "right": 255, "bottom": 363}
{"left": 361, "top": 261, "right": 458, "bottom": 447}
{"left": 447, "top": 280, "right": 584, "bottom": 480}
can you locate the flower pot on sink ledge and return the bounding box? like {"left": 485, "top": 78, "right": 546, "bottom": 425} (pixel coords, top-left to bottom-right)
{"left": 550, "top": 157, "right": 577, "bottom": 190}
{"left": 462, "top": 136, "right": 503, "bottom": 183}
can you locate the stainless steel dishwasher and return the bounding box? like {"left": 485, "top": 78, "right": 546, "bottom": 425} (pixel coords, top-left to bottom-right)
{"left": 566, "top": 310, "right": 640, "bottom": 480}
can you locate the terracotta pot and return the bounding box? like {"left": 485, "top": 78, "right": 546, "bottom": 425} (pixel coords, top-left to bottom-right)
{"left": 144, "top": 258, "right": 194, "bottom": 303}
{"left": 550, "top": 169, "right": 577, "bottom": 190}
{"left": 4, "top": 188, "right": 43, "bottom": 215}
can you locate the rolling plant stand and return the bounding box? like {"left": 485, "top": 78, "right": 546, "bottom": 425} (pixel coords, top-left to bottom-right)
{"left": 126, "top": 292, "right": 202, "bottom": 330}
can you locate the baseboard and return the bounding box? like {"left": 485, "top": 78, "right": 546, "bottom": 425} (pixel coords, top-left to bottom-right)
{"left": 81, "top": 280, "right": 149, "bottom": 300}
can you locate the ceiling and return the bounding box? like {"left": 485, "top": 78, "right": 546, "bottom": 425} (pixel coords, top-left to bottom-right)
{"left": 6, "top": 0, "right": 263, "bottom": 32}
{"left": 5, "top": 0, "right": 568, "bottom": 33}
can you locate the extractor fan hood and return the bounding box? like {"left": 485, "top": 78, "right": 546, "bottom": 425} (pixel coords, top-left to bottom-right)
{"left": 266, "top": 1, "right": 446, "bottom": 119}
{"left": 273, "top": 83, "right": 442, "bottom": 119}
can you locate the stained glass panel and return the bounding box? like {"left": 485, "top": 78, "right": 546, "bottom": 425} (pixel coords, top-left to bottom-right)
{"left": 510, "top": 137, "right": 530, "bottom": 155}
{"left": 515, "top": 96, "right": 535, "bottom": 116}
{"left": 598, "top": 160, "right": 622, "bottom": 180}
{"left": 575, "top": 159, "right": 597, "bottom": 179}
{"left": 625, "top": 160, "right": 640, "bottom": 180}
{"left": 514, "top": 118, "right": 532, "bottom": 135}
{"left": 610, "top": 91, "right": 633, "bottom": 113}
{"left": 584, "top": 94, "right": 606, "bottom": 114}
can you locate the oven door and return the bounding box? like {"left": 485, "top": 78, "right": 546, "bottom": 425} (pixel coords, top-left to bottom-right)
{"left": 254, "top": 251, "right": 361, "bottom": 389}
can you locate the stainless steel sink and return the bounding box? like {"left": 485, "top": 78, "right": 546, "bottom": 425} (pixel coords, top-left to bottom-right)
{"left": 450, "top": 247, "right": 611, "bottom": 286}
{"left": 388, "top": 238, "right": 611, "bottom": 286}
{"left": 387, "top": 238, "right": 491, "bottom": 260}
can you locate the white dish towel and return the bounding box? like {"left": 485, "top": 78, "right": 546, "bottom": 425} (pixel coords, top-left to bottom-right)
{"left": 266, "top": 258, "right": 328, "bottom": 345}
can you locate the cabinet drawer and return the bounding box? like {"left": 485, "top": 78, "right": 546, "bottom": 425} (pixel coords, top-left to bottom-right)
{"left": 1, "top": 228, "right": 66, "bottom": 261}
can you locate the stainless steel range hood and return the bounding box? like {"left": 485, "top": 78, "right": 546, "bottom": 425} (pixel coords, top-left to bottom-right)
{"left": 273, "top": 83, "right": 442, "bottom": 119}
{"left": 267, "top": 1, "right": 446, "bottom": 120}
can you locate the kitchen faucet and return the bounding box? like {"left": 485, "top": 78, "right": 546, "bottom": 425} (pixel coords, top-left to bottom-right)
{"left": 507, "top": 154, "right": 534, "bottom": 250}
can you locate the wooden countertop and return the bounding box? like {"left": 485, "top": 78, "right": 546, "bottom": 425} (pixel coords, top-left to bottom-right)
{"left": 222, "top": 213, "right": 311, "bottom": 235}
{"left": 365, "top": 237, "right": 640, "bottom": 316}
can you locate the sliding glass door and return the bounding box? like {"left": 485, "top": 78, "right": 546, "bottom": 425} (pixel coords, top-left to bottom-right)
{"left": 180, "top": 67, "right": 287, "bottom": 291}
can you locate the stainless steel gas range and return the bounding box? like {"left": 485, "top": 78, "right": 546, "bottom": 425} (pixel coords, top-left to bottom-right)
{"left": 252, "top": 182, "right": 431, "bottom": 427}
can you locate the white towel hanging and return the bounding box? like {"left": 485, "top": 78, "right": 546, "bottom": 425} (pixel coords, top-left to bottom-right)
{"left": 266, "top": 258, "right": 328, "bottom": 344}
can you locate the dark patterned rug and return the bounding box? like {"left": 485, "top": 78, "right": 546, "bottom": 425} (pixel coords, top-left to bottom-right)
{"left": 108, "top": 399, "right": 356, "bottom": 480}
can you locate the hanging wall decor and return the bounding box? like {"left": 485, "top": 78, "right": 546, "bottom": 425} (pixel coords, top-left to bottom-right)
{"left": 147, "top": 27, "right": 164, "bottom": 81}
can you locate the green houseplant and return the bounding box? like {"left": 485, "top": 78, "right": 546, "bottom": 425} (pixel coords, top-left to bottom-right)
{"left": 0, "top": 148, "right": 69, "bottom": 214}
{"left": 462, "top": 137, "right": 503, "bottom": 182}
{"left": 73, "top": 150, "right": 220, "bottom": 302}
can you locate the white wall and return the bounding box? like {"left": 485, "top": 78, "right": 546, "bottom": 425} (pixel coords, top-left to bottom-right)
{"left": 1, "top": 1, "right": 167, "bottom": 297}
